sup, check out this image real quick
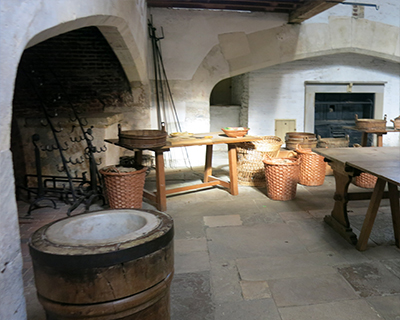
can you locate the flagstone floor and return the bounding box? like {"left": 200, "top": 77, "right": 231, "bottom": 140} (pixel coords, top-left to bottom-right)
{"left": 19, "top": 157, "right": 400, "bottom": 320}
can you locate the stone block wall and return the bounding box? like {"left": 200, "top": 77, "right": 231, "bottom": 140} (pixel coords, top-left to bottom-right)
{"left": 13, "top": 27, "right": 135, "bottom": 117}
{"left": 0, "top": 151, "right": 26, "bottom": 320}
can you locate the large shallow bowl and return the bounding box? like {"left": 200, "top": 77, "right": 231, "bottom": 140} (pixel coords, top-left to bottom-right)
{"left": 222, "top": 127, "right": 249, "bottom": 138}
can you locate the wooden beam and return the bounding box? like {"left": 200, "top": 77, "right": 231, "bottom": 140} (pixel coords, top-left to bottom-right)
{"left": 147, "top": 1, "right": 301, "bottom": 13}
{"left": 289, "top": 0, "right": 345, "bottom": 24}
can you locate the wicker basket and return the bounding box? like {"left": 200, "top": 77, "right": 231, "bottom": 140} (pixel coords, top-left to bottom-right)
{"left": 263, "top": 157, "right": 300, "bottom": 201}
{"left": 351, "top": 144, "right": 377, "bottom": 188}
{"left": 353, "top": 173, "right": 377, "bottom": 189}
{"left": 316, "top": 135, "right": 349, "bottom": 148}
{"left": 295, "top": 147, "right": 326, "bottom": 186}
{"left": 237, "top": 136, "right": 283, "bottom": 186}
{"left": 100, "top": 166, "right": 147, "bottom": 209}
{"left": 285, "top": 132, "right": 317, "bottom": 150}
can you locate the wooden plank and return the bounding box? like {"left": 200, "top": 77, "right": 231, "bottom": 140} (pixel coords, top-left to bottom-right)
{"left": 343, "top": 126, "right": 399, "bottom": 133}
{"left": 164, "top": 181, "right": 220, "bottom": 195}
{"left": 168, "top": 137, "right": 213, "bottom": 147}
{"left": 166, "top": 132, "right": 262, "bottom": 148}
{"left": 208, "top": 176, "right": 230, "bottom": 189}
{"left": 314, "top": 147, "right": 400, "bottom": 165}
{"left": 289, "top": 0, "right": 345, "bottom": 24}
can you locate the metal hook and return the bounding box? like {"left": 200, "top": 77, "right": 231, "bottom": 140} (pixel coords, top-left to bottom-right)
{"left": 52, "top": 122, "right": 63, "bottom": 133}
{"left": 67, "top": 156, "right": 85, "bottom": 165}
{"left": 70, "top": 136, "right": 84, "bottom": 143}
{"left": 41, "top": 144, "right": 56, "bottom": 152}
{"left": 59, "top": 141, "right": 69, "bottom": 151}
{"left": 80, "top": 117, "right": 89, "bottom": 126}
{"left": 69, "top": 115, "right": 77, "bottom": 123}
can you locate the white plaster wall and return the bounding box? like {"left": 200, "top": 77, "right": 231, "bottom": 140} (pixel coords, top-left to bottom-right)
{"left": 148, "top": 2, "right": 399, "bottom": 166}
{"left": 0, "top": 1, "right": 148, "bottom": 318}
{"left": 248, "top": 53, "right": 400, "bottom": 146}
{"left": 148, "top": 8, "right": 288, "bottom": 81}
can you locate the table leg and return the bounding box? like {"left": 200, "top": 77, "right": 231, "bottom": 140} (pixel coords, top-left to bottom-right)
{"left": 228, "top": 144, "right": 238, "bottom": 196}
{"left": 155, "top": 150, "right": 167, "bottom": 212}
{"left": 377, "top": 134, "right": 383, "bottom": 147}
{"left": 134, "top": 150, "right": 143, "bottom": 165}
{"left": 361, "top": 132, "right": 368, "bottom": 147}
{"left": 324, "top": 168, "right": 358, "bottom": 245}
{"left": 356, "top": 178, "right": 386, "bottom": 251}
{"left": 388, "top": 183, "right": 400, "bottom": 248}
{"left": 204, "top": 145, "right": 213, "bottom": 183}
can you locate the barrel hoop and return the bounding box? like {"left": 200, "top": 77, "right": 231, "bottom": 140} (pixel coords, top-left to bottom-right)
{"left": 29, "top": 225, "right": 174, "bottom": 270}
{"left": 38, "top": 272, "right": 173, "bottom": 319}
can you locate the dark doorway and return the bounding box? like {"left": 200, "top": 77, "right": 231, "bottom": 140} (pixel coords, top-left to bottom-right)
{"left": 314, "top": 93, "right": 375, "bottom": 146}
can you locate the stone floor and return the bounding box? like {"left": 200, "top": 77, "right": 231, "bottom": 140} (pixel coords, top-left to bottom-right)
{"left": 19, "top": 156, "right": 400, "bottom": 320}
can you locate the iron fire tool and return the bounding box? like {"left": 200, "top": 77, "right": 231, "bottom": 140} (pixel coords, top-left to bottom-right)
{"left": 20, "top": 67, "right": 105, "bottom": 215}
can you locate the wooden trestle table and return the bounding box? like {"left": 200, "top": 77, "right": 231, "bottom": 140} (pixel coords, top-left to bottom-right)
{"left": 313, "top": 147, "right": 400, "bottom": 251}
{"left": 343, "top": 126, "right": 399, "bottom": 147}
{"left": 106, "top": 132, "right": 262, "bottom": 212}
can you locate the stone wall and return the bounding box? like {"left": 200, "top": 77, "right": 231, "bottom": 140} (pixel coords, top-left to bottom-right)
{"left": 0, "top": 1, "right": 149, "bottom": 318}
{"left": 13, "top": 27, "right": 135, "bottom": 116}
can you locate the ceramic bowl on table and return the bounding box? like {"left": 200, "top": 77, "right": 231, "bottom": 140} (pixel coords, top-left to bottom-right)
{"left": 221, "top": 127, "right": 249, "bottom": 138}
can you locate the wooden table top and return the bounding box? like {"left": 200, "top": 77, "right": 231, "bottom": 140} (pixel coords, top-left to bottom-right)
{"left": 166, "top": 132, "right": 262, "bottom": 147}
{"left": 106, "top": 132, "right": 263, "bottom": 150}
{"left": 313, "top": 147, "right": 400, "bottom": 186}
{"left": 343, "top": 126, "right": 400, "bottom": 133}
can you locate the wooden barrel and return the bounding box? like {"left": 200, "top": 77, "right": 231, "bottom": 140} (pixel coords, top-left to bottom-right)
{"left": 119, "top": 130, "right": 167, "bottom": 149}
{"left": 285, "top": 132, "right": 317, "bottom": 150}
{"left": 29, "top": 209, "right": 174, "bottom": 320}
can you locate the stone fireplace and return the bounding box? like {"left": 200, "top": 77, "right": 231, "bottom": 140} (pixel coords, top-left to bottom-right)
{"left": 11, "top": 26, "right": 150, "bottom": 213}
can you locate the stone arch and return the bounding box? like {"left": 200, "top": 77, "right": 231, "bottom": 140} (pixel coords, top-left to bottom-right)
{"left": 26, "top": 16, "right": 146, "bottom": 84}
{"left": 195, "top": 17, "right": 400, "bottom": 96}
{"left": 0, "top": 9, "right": 148, "bottom": 317}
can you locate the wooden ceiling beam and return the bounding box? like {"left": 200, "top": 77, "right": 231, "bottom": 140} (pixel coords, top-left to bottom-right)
{"left": 147, "top": 0, "right": 340, "bottom": 21}
{"left": 289, "top": 0, "right": 345, "bottom": 23}
{"left": 147, "top": 1, "right": 302, "bottom": 12}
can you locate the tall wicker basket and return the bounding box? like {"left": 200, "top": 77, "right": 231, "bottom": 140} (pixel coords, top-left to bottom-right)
{"left": 100, "top": 166, "right": 147, "bottom": 209}
{"left": 295, "top": 147, "right": 326, "bottom": 186}
{"left": 237, "top": 136, "right": 283, "bottom": 186}
{"left": 263, "top": 157, "right": 300, "bottom": 201}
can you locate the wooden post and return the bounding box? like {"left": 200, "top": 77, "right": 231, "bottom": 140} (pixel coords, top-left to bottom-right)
{"left": 154, "top": 150, "right": 167, "bottom": 212}
{"left": 204, "top": 145, "right": 213, "bottom": 183}
{"left": 228, "top": 144, "right": 238, "bottom": 195}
